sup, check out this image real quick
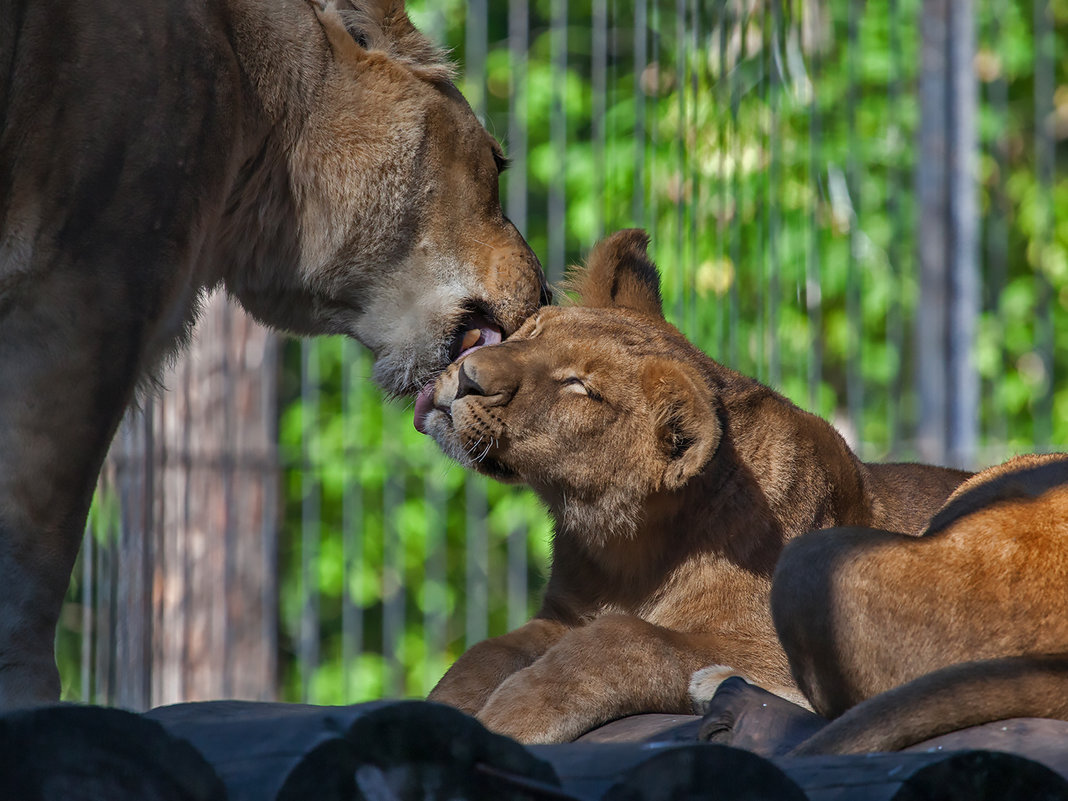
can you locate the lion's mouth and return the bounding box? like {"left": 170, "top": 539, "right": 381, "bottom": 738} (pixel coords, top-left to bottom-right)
{"left": 413, "top": 313, "right": 502, "bottom": 433}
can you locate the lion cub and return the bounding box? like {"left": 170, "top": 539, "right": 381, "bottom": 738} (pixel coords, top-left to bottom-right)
{"left": 420, "top": 229, "right": 969, "bottom": 744}
{"left": 773, "top": 452, "right": 1068, "bottom": 755}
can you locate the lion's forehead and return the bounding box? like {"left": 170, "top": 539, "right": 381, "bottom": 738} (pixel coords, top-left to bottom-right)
{"left": 526, "top": 309, "right": 676, "bottom": 349}
{"left": 513, "top": 312, "right": 690, "bottom": 377}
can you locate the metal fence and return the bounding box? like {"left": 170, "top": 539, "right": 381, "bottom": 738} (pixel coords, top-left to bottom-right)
{"left": 61, "top": 0, "right": 1068, "bottom": 709}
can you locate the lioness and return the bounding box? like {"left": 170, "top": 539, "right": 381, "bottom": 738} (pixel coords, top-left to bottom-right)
{"left": 419, "top": 229, "right": 969, "bottom": 744}
{"left": 0, "top": 0, "right": 548, "bottom": 706}
{"left": 773, "top": 453, "right": 1068, "bottom": 755}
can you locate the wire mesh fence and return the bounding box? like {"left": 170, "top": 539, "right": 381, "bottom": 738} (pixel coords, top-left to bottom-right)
{"left": 61, "top": 0, "right": 1067, "bottom": 709}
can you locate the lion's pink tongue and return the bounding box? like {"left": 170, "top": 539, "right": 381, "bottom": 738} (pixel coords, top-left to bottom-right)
{"left": 413, "top": 320, "right": 503, "bottom": 434}
{"left": 414, "top": 382, "right": 436, "bottom": 434}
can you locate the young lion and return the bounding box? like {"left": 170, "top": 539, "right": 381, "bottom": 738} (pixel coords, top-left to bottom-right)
{"left": 773, "top": 452, "right": 1068, "bottom": 755}
{"left": 419, "top": 229, "right": 969, "bottom": 744}
{"left": 0, "top": 0, "right": 548, "bottom": 707}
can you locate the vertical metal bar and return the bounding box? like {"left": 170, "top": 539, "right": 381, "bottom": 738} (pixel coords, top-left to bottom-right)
{"left": 220, "top": 303, "right": 234, "bottom": 699}
{"left": 946, "top": 0, "right": 978, "bottom": 468}
{"left": 141, "top": 399, "right": 155, "bottom": 709}
{"left": 753, "top": 0, "right": 767, "bottom": 381}
{"left": 606, "top": 0, "right": 618, "bottom": 230}
{"left": 507, "top": 0, "right": 529, "bottom": 234}
{"left": 917, "top": 0, "right": 979, "bottom": 467}
{"left": 715, "top": 0, "right": 729, "bottom": 359}
{"left": 260, "top": 334, "right": 279, "bottom": 701}
{"left": 887, "top": 0, "right": 905, "bottom": 455}
{"left": 845, "top": 0, "right": 862, "bottom": 445}
{"left": 917, "top": 0, "right": 949, "bottom": 464}
{"left": 728, "top": 2, "right": 747, "bottom": 371}
{"left": 383, "top": 469, "right": 404, "bottom": 697}
{"left": 179, "top": 353, "right": 194, "bottom": 701}
{"left": 648, "top": 0, "right": 660, "bottom": 241}
{"left": 299, "top": 339, "right": 320, "bottom": 702}
{"left": 806, "top": 0, "right": 823, "bottom": 414}
{"left": 503, "top": 0, "right": 529, "bottom": 660}
{"left": 1033, "top": 0, "right": 1055, "bottom": 449}
{"left": 423, "top": 464, "right": 446, "bottom": 694}
{"left": 466, "top": 0, "right": 488, "bottom": 121}
{"left": 81, "top": 523, "right": 93, "bottom": 703}
{"left": 465, "top": 479, "right": 489, "bottom": 648}
{"left": 96, "top": 475, "right": 116, "bottom": 705}
{"left": 507, "top": 521, "right": 528, "bottom": 632}
{"left": 548, "top": 0, "right": 568, "bottom": 282}
{"left": 341, "top": 339, "right": 363, "bottom": 703}
{"left": 592, "top": 0, "right": 607, "bottom": 239}
{"left": 688, "top": 0, "right": 700, "bottom": 338}
{"left": 150, "top": 396, "right": 166, "bottom": 708}
{"left": 675, "top": 0, "right": 688, "bottom": 328}
{"left": 768, "top": 0, "right": 782, "bottom": 388}
{"left": 634, "top": 0, "right": 647, "bottom": 227}
{"left": 984, "top": 0, "right": 1010, "bottom": 447}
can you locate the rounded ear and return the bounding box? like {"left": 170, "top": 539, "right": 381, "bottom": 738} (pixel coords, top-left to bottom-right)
{"left": 642, "top": 360, "right": 721, "bottom": 490}
{"left": 308, "top": 0, "right": 369, "bottom": 65}
{"left": 312, "top": 0, "right": 457, "bottom": 83}
{"left": 566, "top": 229, "right": 664, "bottom": 318}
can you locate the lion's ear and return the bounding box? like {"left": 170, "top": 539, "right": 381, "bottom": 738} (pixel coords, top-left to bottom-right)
{"left": 309, "top": 0, "right": 370, "bottom": 66}
{"left": 567, "top": 229, "right": 664, "bottom": 318}
{"left": 643, "top": 360, "right": 720, "bottom": 490}
{"left": 313, "top": 0, "right": 457, "bottom": 83}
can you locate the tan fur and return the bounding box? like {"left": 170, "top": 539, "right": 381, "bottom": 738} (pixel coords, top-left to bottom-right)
{"left": 422, "top": 230, "right": 969, "bottom": 744}
{"left": 0, "top": 0, "right": 548, "bottom": 707}
{"left": 775, "top": 453, "right": 1068, "bottom": 755}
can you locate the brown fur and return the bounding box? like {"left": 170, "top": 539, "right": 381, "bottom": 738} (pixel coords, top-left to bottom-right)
{"left": 0, "top": 0, "right": 548, "bottom": 707}
{"left": 422, "top": 230, "right": 969, "bottom": 744}
{"left": 775, "top": 453, "right": 1068, "bottom": 755}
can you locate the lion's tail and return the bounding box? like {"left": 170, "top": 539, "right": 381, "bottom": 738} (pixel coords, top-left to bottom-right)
{"left": 789, "top": 653, "right": 1068, "bottom": 756}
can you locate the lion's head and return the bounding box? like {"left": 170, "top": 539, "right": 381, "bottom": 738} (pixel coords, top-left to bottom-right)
{"left": 225, "top": 0, "right": 549, "bottom": 398}
{"left": 421, "top": 229, "right": 722, "bottom": 539}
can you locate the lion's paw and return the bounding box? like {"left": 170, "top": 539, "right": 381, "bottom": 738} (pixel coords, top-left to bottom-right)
{"left": 688, "top": 664, "right": 745, "bottom": 715}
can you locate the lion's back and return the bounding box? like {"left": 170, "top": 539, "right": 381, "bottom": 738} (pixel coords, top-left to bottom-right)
{"left": 1, "top": 0, "right": 244, "bottom": 292}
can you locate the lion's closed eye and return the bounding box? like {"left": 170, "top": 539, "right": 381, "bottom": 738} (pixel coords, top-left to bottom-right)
{"left": 561, "top": 376, "right": 604, "bottom": 402}
{"left": 562, "top": 376, "right": 587, "bottom": 395}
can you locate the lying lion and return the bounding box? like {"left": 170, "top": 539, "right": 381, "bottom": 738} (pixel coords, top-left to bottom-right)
{"left": 0, "top": 0, "right": 548, "bottom": 706}
{"left": 773, "top": 452, "right": 1068, "bottom": 755}
{"left": 419, "top": 229, "right": 970, "bottom": 744}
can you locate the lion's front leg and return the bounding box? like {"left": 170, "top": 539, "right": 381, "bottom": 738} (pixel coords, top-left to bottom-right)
{"left": 475, "top": 614, "right": 719, "bottom": 744}
{"left": 0, "top": 267, "right": 147, "bottom": 706}
{"left": 428, "top": 618, "right": 569, "bottom": 716}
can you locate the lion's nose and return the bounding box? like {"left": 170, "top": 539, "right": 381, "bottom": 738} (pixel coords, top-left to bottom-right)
{"left": 454, "top": 360, "right": 514, "bottom": 406}
{"left": 455, "top": 363, "right": 487, "bottom": 399}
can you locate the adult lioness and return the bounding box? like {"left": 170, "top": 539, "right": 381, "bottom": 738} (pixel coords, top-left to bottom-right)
{"left": 420, "top": 229, "right": 969, "bottom": 744}
{"left": 773, "top": 453, "right": 1068, "bottom": 755}
{"left": 0, "top": 0, "right": 548, "bottom": 706}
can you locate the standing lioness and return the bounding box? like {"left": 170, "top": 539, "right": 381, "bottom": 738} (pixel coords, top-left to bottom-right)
{"left": 0, "top": 0, "right": 547, "bottom": 706}
{"left": 420, "top": 230, "right": 968, "bottom": 744}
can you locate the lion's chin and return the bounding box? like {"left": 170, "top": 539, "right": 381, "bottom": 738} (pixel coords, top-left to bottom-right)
{"left": 472, "top": 457, "right": 520, "bottom": 483}
{"left": 429, "top": 425, "right": 520, "bottom": 482}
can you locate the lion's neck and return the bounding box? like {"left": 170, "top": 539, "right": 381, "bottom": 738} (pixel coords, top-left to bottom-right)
{"left": 546, "top": 402, "right": 860, "bottom": 588}
{"left": 545, "top": 444, "right": 776, "bottom": 590}
{"left": 227, "top": 0, "right": 328, "bottom": 135}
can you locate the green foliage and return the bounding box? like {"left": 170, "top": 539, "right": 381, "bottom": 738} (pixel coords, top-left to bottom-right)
{"left": 58, "top": 1, "right": 1068, "bottom": 705}
{"left": 271, "top": 0, "right": 1068, "bottom": 702}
